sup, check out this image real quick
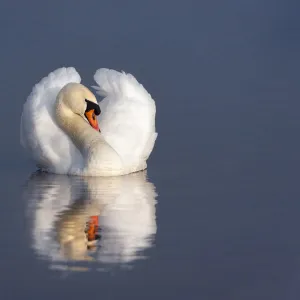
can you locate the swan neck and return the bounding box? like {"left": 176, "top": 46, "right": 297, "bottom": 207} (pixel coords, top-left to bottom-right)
{"left": 55, "top": 102, "right": 101, "bottom": 153}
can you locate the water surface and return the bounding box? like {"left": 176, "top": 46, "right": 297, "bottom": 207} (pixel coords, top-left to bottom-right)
{"left": 1, "top": 0, "right": 300, "bottom": 299}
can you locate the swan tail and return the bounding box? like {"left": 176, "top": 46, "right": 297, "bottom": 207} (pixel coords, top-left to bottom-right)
{"left": 92, "top": 68, "right": 157, "bottom": 165}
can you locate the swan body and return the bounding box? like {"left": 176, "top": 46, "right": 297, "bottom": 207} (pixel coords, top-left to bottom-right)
{"left": 21, "top": 67, "right": 157, "bottom": 176}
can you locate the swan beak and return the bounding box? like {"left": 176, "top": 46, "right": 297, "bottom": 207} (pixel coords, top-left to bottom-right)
{"left": 84, "top": 110, "right": 100, "bottom": 132}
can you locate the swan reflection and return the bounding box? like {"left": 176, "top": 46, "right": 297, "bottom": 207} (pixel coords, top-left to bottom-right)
{"left": 25, "top": 171, "right": 157, "bottom": 270}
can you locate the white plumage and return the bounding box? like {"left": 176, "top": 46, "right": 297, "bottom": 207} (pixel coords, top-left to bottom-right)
{"left": 21, "top": 67, "right": 157, "bottom": 176}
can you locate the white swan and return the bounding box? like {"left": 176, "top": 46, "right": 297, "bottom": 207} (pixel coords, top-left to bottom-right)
{"left": 21, "top": 67, "right": 157, "bottom": 176}
{"left": 24, "top": 171, "right": 157, "bottom": 268}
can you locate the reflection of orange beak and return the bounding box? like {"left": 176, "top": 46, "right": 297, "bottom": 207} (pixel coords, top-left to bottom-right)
{"left": 86, "top": 216, "right": 99, "bottom": 241}
{"left": 84, "top": 110, "right": 100, "bottom": 132}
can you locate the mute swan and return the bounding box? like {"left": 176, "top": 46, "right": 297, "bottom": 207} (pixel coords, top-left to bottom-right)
{"left": 24, "top": 171, "right": 157, "bottom": 266}
{"left": 21, "top": 67, "right": 157, "bottom": 176}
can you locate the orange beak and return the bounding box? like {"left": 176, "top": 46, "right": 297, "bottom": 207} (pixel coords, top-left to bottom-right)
{"left": 86, "top": 216, "right": 99, "bottom": 242}
{"left": 84, "top": 109, "right": 100, "bottom": 132}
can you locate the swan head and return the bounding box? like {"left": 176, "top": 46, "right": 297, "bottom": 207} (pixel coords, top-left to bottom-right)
{"left": 56, "top": 83, "right": 101, "bottom": 131}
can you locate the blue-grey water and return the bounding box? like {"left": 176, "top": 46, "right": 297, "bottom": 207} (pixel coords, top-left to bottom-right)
{"left": 1, "top": 0, "right": 300, "bottom": 299}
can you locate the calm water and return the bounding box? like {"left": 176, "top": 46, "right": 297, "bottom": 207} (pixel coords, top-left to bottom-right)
{"left": 1, "top": 0, "right": 300, "bottom": 299}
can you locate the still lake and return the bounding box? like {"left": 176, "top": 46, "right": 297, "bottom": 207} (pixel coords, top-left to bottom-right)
{"left": 1, "top": 0, "right": 300, "bottom": 299}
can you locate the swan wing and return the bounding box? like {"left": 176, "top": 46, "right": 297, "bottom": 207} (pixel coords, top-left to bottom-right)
{"left": 21, "top": 67, "right": 82, "bottom": 173}
{"left": 93, "top": 69, "right": 157, "bottom": 165}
